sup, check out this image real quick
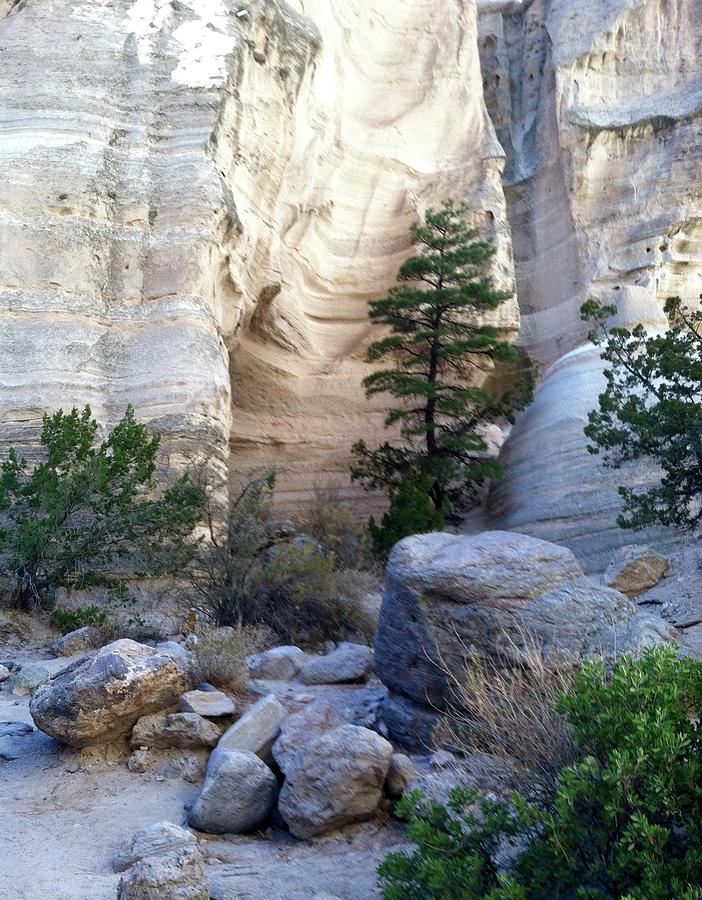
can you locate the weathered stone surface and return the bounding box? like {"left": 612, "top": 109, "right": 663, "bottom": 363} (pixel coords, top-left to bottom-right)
{"left": 216, "top": 694, "right": 286, "bottom": 763}
{"left": 0, "top": 721, "right": 33, "bottom": 739}
{"left": 130, "top": 713, "right": 221, "bottom": 750}
{"left": 188, "top": 749, "right": 277, "bottom": 835}
{"left": 279, "top": 725, "right": 392, "bottom": 839}
{"left": 246, "top": 646, "right": 305, "bottom": 681}
{"left": 10, "top": 664, "right": 50, "bottom": 698}
{"left": 30, "top": 640, "right": 191, "bottom": 748}
{"left": 299, "top": 643, "right": 373, "bottom": 686}
{"left": 0, "top": 0, "right": 516, "bottom": 513}
{"left": 113, "top": 822, "right": 199, "bottom": 873}
{"left": 117, "top": 847, "right": 208, "bottom": 900}
{"left": 51, "top": 626, "right": 102, "bottom": 658}
{"left": 479, "top": 1, "right": 702, "bottom": 572}
{"left": 272, "top": 700, "right": 345, "bottom": 774}
{"left": 604, "top": 546, "right": 670, "bottom": 597}
{"left": 0, "top": 665, "right": 9, "bottom": 683}
{"left": 386, "top": 753, "right": 416, "bottom": 799}
{"left": 180, "top": 689, "right": 236, "bottom": 718}
{"left": 376, "top": 532, "right": 676, "bottom": 747}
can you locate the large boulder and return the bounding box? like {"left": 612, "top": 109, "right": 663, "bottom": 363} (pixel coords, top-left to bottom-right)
{"left": 216, "top": 693, "right": 285, "bottom": 763}
{"left": 375, "top": 531, "right": 677, "bottom": 749}
{"left": 30, "top": 640, "right": 191, "bottom": 748}
{"left": 130, "top": 713, "right": 221, "bottom": 750}
{"left": 188, "top": 748, "right": 277, "bottom": 835}
{"left": 604, "top": 545, "right": 670, "bottom": 597}
{"left": 299, "top": 643, "right": 373, "bottom": 685}
{"left": 114, "top": 821, "right": 207, "bottom": 900}
{"left": 278, "top": 724, "right": 392, "bottom": 839}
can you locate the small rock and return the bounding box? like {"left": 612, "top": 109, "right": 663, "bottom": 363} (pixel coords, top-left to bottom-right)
{"left": 131, "top": 713, "right": 221, "bottom": 750}
{"left": 0, "top": 665, "right": 10, "bottom": 683}
{"left": 299, "top": 642, "right": 373, "bottom": 686}
{"left": 180, "top": 689, "right": 236, "bottom": 718}
{"left": 272, "top": 700, "right": 344, "bottom": 773}
{"left": 113, "top": 822, "right": 199, "bottom": 873}
{"left": 216, "top": 693, "right": 285, "bottom": 763}
{"left": 127, "top": 749, "right": 151, "bottom": 773}
{"left": 386, "top": 753, "right": 416, "bottom": 798}
{"left": 293, "top": 693, "right": 314, "bottom": 704}
{"left": 431, "top": 749, "right": 456, "bottom": 770}
{"left": 66, "top": 762, "right": 80, "bottom": 774}
{"left": 195, "top": 683, "right": 218, "bottom": 692}
{"left": 0, "top": 721, "right": 33, "bottom": 738}
{"left": 246, "top": 646, "right": 305, "bottom": 680}
{"left": 188, "top": 748, "right": 277, "bottom": 835}
{"left": 279, "top": 724, "right": 392, "bottom": 839}
{"left": 117, "top": 847, "right": 208, "bottom": 900}
{"left": 604, "top": 545, "right": 670, "bottom": 597}
{"left": 10, "top": 664, "right": 50, "bottom": 698}
{"left": 51, "top": 626, "right": 101, "bottom": 657}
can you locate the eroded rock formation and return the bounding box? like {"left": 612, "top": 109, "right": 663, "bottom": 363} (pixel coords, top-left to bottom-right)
{"left": 479, "top": 0, "right": 702, "bottom": 569}
{"left": 0, "top": 0, "right": 517, "bottom": 508}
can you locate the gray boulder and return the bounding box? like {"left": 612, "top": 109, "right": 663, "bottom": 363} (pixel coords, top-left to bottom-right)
{"left": 375, "top": 531, "right": 677, "bottom": 749}
{"left": 30, "top": 639, "right": 191, "bottom": 747}
{"left": 279, "top": 724, "right": 392, "bottom": 839}
{"left": 272, "top": 700, "right": 345, "bottom": 773}
{"left": 10, "top": 664, "right": 50, "bottom": 698}
{"left": 113, "top": 822, "right": 199, "bottom": 873}
{"left": 246, "top": 646, "right": 306, "bottom": 680}
{"left": 51, "top": 626, "right": 102, "bottom": 657}
{"left": 130, "top": 713, "right": 221, "bottom": 750}
{"left": 604, "top": 545, "right": 670, "bottom": 597}
{"left": 188, "top": 748, "right": 277, "bottom": 834}
{"left": 0, "top": 665, "right": 9, "bottom": 683}
{"left": 180, "top": 688, "right": 236, "bottom": 718}
{"left": 216, "top": 693, "right": 285, "bottom": 763}
{"left": 299, "top": 642, "right": 373, "bottom": 685}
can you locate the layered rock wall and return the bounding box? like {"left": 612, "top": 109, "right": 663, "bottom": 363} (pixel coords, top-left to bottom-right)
{"left": 480, "top": 0, "right": 702, "bottom": 569}
{"left": 0, "top": 0, "right": 518, "bottom": 508}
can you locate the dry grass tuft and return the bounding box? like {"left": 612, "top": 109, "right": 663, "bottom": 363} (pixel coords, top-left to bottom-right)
{"left": 189, "top": 624, "right": 266, "bottom": 695}
{"left": 439, "top": 627, "right": 579, "bottom": 797}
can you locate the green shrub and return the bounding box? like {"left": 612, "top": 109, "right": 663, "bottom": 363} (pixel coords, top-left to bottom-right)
{"left": 189, "top": 471, "right": 376, "bottom": 646}
{"left": 0, "top": 405, "right": 204, "bottom": 609}
{"left": 379, "top": 645, "right": 702, "bottom": 899}
{"left": 50, "top": 604, "right": 109, "bottom": 635}
{"left": 368, "top": 469, "right": 448, "bottom": 559}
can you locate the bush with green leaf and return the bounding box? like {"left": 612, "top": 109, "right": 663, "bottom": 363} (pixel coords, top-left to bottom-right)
{"left": 368, "top": 469, "right": 448, "bottom": 559}
{"left": 380, "top": 644, "right": 702, "bottom": 899}
{"left": 0, "top": 405, "right": 204, "bottom": 609}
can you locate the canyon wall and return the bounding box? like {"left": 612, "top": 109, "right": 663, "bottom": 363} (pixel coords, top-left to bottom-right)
{"left": 0, "top": 0, "right": 517, "bottom": 509}
{"left": 480, "top": 0, "right": 702, "bottom": 570}
{"left": 2, "top": 0, "right": 701, "bottom": 569}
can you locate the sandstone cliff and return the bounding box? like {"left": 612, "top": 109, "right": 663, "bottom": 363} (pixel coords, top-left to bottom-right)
{"left": 0, "top": 0, "right": 517, "bottom": 509}
{"left": 2, "top": 0, "right": 700, "bottom": 570}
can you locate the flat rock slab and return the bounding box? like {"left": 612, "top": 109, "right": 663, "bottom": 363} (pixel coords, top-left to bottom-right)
{"left": 216, "top": 693, "right": 285, "bottom": 763}
{"left": 180, "top": 689, "right": 236, "bottom": 718}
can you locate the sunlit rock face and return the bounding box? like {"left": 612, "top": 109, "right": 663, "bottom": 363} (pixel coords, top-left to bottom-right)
{"left": 480, "top": 0, "right": 702, "bottom": 569}
{"left": 0, "top": 0, "right": 518, "bottom": 506}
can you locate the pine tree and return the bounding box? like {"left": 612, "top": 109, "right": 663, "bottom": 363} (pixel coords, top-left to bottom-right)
{"left": 582, "top": 296, "right": 702, "bottom": 530}
{"left": 352, "top": 200, "right": 532, "bottom": 513}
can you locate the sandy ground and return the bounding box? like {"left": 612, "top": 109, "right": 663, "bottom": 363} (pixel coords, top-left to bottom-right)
{"left": 0, "top": 644, "right": 407, "bottom": 900}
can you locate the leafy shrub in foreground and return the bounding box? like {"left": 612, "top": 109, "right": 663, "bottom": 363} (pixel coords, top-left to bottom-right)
{"left": 380, "top": 645, "right": 702, "bottom": 899}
